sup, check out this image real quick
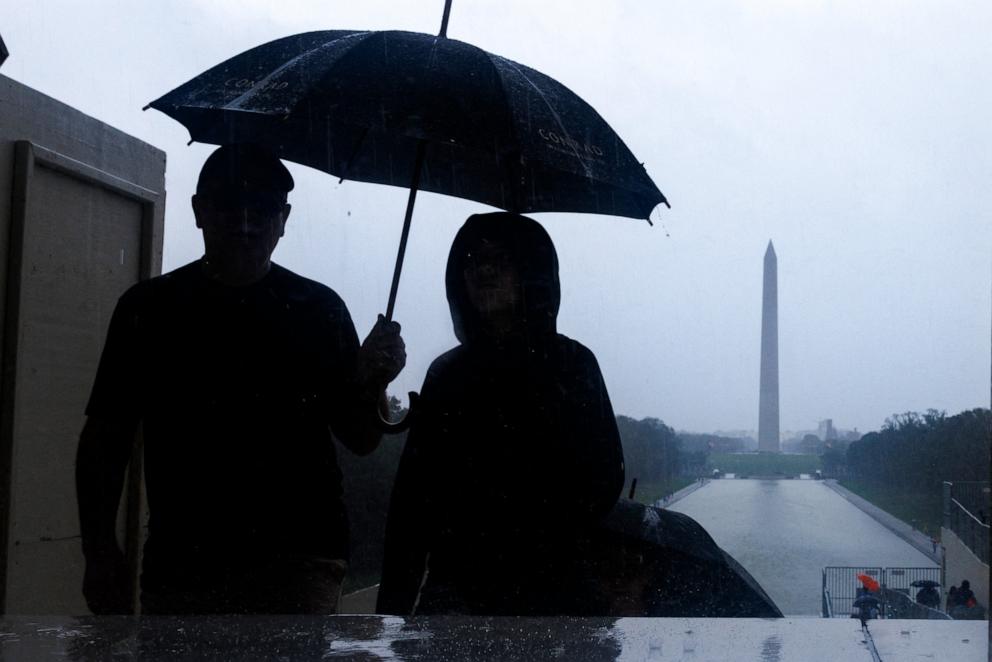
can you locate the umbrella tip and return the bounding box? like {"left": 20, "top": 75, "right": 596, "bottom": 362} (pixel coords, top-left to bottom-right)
{"left": 187, "top": 139, "right": 194, "bottom": 146}
{"left": 141, "top": 104, "right": 151, "bottom": 111}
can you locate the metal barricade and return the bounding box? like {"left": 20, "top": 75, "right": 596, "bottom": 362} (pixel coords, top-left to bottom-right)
{"left": 822, "top": 567, "right": 942, "bottom": 618}
{"left": 884, "top": 567, "right": 942, "bottom": 605}
{"left": 822, "top": 566, "right": 882, "bottom": 618}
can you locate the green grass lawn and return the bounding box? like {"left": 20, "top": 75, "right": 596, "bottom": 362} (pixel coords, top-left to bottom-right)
{"left": 839, "top": 479, "right": 944, "bottom": 539}
{"left": 706, "top": 452, "right": 821, "bottom": 476}
{"left": 633, "top": 477, "right": 696, "bottom": 505}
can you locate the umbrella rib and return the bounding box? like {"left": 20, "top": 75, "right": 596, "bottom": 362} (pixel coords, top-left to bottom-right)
{"left": 338, "top": 126, "right": 370, "bottom": 183}
{"left": 225, "top": 32, "right": 372, "bottom": 110}
{"left": 491, "top": 55, "right": 594, "bottom": 180}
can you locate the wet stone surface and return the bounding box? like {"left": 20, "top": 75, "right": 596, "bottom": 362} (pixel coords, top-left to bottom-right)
{"left": 1, "top": 615, "right": 986, "bottom": 661}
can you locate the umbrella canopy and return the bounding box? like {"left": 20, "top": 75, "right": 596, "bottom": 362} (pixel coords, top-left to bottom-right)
{"left": 587, "top": 499, "right": 782, "bottom": 617}
{"left": 852, "top": 594, "right": 881, "bottom": 608}
{"left": 148, "top": 25, "right": 669, "bottom": 430}
{"left": 851, "top": 593, "right": 881, "bottom": 623}
{"left": 147, "top": 30, "right": 667, "bottom": 221}
{"left": 856, "top": 573, "right": 880, "bottom": 592}
{"left": 910, "top": 579, "right": 940, "bottom": 588}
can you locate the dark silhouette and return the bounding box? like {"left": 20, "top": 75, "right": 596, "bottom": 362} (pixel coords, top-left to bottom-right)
{"left": 76, "top": 144, "right": 405, "bottom": 615}
{"left": 946, "top": 585, "right": 958, "bottom": 611}
{"left": 946, "top": 579, "right": 986, "bottom": 619}
{"left": 377, "top": 212, "right": 625, "bottom": 616}
{"left": 851, "top": 589, "right": 881, "bottom": 625}
{"left": 954, "top": 580, "right": 976, "bottom": 607}
{"left": 915, "top": 585, "right": 940, "bottom": 609}
{"left": 587, "top": 499, "right": 782, "bottom": 617}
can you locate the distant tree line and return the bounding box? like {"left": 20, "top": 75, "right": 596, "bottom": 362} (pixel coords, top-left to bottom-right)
{"left": 616, "top": 416, "right": 683, "bottom": 487}
{"left": 844, "top": 408, "right": 991, "bottom": 491}
{"left": 617, "top": 416, "right": 749, "bottom": 485}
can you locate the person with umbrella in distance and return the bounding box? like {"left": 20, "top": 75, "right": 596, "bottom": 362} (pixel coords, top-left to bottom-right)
{"left": 912, "top": 579, "right": 941, "bottom": 609}
{"left": 376, "top": 212, "right": 625, "bottom": 616}
{"left": 851, "top": 574, "right": 881, "bottom": 623}
{"left": 76, "top": 143, "right": 406, "bottom": 615}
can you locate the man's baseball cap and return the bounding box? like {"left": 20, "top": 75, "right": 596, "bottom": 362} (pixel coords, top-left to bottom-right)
{"left": 196, "top": 143, "right": 294, "bottom": 196}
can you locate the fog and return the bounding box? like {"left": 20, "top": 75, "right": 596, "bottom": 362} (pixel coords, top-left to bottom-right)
{"left": 4, "top": 0, "right": 990, "bottom": 433}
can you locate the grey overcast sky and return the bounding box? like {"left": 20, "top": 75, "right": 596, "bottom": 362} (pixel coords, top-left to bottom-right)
{"left": 4, "top": 0, "right": 990, "bottom": 435}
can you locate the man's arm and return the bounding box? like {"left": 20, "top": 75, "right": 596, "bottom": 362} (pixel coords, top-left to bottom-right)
{"left": 76, "top": 415, "right": 138, "bottom": 614}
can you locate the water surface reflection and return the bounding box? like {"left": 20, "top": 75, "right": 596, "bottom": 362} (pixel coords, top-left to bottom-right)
{"left": 670, "top": 479, "right": 936, "bottom": 615}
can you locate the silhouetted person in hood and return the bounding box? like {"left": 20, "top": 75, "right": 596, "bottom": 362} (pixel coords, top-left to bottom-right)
{"left": 377, "top": 212, "right": 624, "bottom": 616}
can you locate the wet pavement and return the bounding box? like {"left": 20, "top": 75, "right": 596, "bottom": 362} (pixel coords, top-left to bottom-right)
{"left": 0, "top": 615, "right": 986, "bottom": 660}
{"left": 669, "top": 479, "right": 937, "bottom": 615}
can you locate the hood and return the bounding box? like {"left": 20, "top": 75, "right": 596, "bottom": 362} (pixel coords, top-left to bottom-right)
{"left": 445, "top": 212, "right": 560, "bottom": 346}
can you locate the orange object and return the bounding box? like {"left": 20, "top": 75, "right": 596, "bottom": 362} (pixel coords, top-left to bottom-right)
{"left": 857, "top": 574, "right": 880, "bottom": 592}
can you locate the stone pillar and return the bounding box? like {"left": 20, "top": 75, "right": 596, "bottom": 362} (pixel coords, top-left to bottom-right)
{"left": 758, "top": 241, "right": 780, "bottom": 452}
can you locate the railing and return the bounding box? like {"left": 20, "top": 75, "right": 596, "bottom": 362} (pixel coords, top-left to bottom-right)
{"left": 822, "top": 566, "right": 882, "bottom": 618}
{"left": 880, "top": 587, "right": 952, "bottom": 620}
{"left": 948, "top": 499, "right": 990, "bottom": 564}
{"left": 882, "top": 567, "right": 945, "bottom": 597}
{"left": 822, "top": 588, "right": 833, "bottom": 618}
{"left": 822, "top": 567, "right": 942, "bottom": 618}
{"left": 943, "top": 481, "right": 990, "bottom": 565}
{"left": 947, "top": 481, "right": 990, "bottom": 518}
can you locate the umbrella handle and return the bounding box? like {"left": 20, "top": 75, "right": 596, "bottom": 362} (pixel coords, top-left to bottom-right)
{"left": 376, "top": 391, "right": 420, "bottom": 434}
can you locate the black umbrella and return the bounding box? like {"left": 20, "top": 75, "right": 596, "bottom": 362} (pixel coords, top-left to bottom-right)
{"left": 910, "top": 579, "right": 940, "bottom": 588}
{"left": 851, "top": 593, "right": 881, "bottom": 625}
{"left": 586, "top": 499, "right": 782, "bottom": 617}
{"left": 145, "top": 5, "right": 668, "bottom": 323}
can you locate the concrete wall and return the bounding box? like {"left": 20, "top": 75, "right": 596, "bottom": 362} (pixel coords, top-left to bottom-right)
{"left": 0, "top": 74, "right": 165, "bottom": 613}
{"left": 941, "top": 527, "right": 989, "bottom": 610}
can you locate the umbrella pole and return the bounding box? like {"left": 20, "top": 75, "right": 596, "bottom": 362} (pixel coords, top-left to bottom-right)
{"left": 384, "top": 139, "right": 427, "bottom": 322}
{"left": 376, "top": 140, "right": 427, "bottom": 434}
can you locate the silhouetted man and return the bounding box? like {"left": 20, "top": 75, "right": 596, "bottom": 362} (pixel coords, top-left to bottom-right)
{"left": 76, "top": 144, "right": 405, "bottom": 614}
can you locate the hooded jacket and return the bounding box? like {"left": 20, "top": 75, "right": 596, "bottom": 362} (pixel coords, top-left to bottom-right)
{"left": 377, "top": 213, "right": 624, "bottom": 616}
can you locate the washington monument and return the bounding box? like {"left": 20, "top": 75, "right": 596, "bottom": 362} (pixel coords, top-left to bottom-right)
{"left": 758, "top": 240, "right": 780, "bottom": 452}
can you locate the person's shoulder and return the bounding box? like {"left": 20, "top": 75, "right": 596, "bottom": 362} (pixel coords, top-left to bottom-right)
{"left": 268, "top": 263, "right": 348, "bottom": 309}
{"left": 426, "top": 345, "right": 467, "bottom": 376}
{"left": 116, "top": 260, "right": 200, "bottom": 309}
{"left": 553, "top": 333, "right": 604, "bottom": 373}
{"left": 554, "top": 333, "right": 596, "bottom": 360}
